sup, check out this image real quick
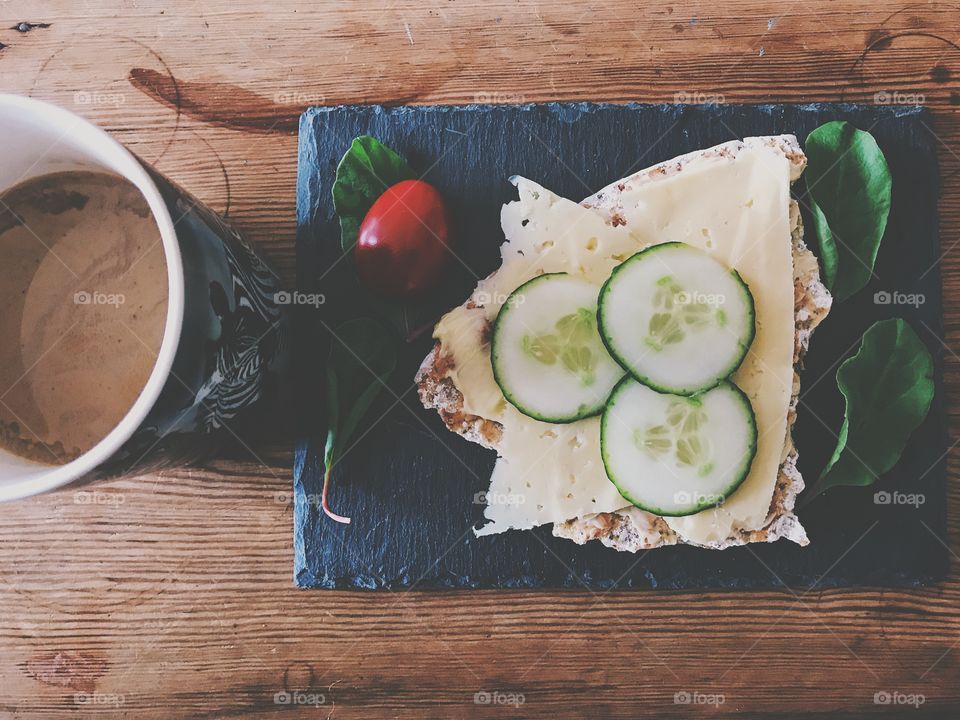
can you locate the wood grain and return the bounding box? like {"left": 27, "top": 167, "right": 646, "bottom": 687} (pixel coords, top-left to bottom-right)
{"left": 0, "top": 0, "right": 959, "bottom": 716}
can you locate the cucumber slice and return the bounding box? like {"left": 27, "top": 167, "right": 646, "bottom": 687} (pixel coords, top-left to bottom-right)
{"left": 491, "top": 273, "right": 625, "bottom": 423}
{"left": 601, "top": 378, "right": 757, "bottom": 516}
{"left": 598, "top": 242, "right": 755, "bottom": 395}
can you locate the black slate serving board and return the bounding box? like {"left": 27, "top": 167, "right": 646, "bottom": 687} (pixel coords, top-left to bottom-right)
{"left": 294, "top": 103, "right": 947, "bottom": 590}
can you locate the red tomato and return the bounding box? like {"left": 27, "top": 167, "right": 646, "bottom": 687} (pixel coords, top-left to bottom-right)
{"left": 355, "top": 179, "right": 450, "bottom": 298}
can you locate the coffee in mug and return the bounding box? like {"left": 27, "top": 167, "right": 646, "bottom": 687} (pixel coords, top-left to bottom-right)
{"left": 0, "top": 171, "right": 167, "bottom": 464}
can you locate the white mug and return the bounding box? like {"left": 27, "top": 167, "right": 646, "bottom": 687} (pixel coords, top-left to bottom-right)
{"left": 0, "top": 94, "right": 287, "bottom": 501}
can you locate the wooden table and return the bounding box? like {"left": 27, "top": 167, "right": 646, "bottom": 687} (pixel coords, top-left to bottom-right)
{"left": 1, "top": 1, "right": 958, "bottom": 717}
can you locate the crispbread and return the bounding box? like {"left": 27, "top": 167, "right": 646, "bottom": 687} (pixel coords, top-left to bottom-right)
{"left": 417, "top": 136, "right": 831, "bottom": 550}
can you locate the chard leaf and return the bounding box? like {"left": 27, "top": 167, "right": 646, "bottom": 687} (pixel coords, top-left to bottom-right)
{"left": 332, "top": 136, "right": 416, "bottom": 252}
{"left": 805, "top": 121, "right": 892, "bottom": 301}
{"left": 808, "top": 197, "right": 838, "bottom": 290}
{"left": 321, "top": 317, "right": 398, "bottom": 523}
{"left": 327, "top": 317, "right": 398, "bottom": 452}
{"left": 804, "top": 318, "right": 934, "bottom": 502}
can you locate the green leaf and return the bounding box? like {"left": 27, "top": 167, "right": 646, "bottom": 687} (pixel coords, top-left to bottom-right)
{"left": 804, "top": 121, "right": 892, "bottom": 301}
{"left": 332, "top": 136, "right": 416, "bottom": 252}
{"left": 321, "top": 317, "right": 398, "bottom": 522}
{"left": 326, "top": 317, "right": 398, "bottom": 458}
{"left": 819, "top": 417, "right": 848, "bottom": 480}
{"left": 337, "top": 215, "right": 363, "bottom": 256}
{"left": 808, "top": 196, "right": 838, "bottom": 290}
{"left": 803, "top": 318, "right": 934, "bottom": 503}
{"left": 324, "top": 364, "right": 340, "bottom": 457}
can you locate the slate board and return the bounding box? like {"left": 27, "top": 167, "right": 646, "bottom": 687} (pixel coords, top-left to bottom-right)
{"left": 294, "top": 103, "right": 947, "bottom": 590}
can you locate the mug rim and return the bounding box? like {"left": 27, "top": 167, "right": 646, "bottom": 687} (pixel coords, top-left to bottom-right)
{"left": 0, "top": 94, "right": 185, "bottom": 501}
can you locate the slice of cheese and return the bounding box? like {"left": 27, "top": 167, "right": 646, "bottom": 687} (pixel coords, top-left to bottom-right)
{"left": 433, "top": 141, "right": 795, "bottom": 543}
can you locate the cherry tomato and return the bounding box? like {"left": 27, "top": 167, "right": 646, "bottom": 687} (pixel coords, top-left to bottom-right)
{"left": 355, "top": 179, "right": 450, "bottom": 298}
